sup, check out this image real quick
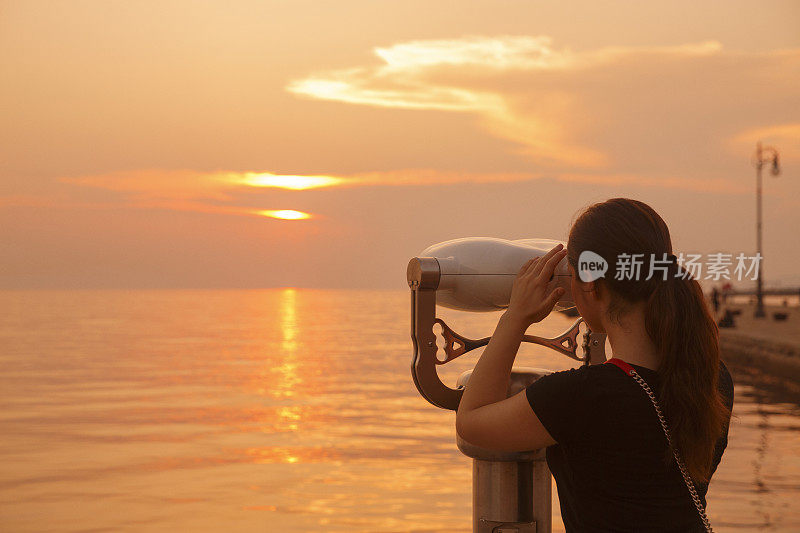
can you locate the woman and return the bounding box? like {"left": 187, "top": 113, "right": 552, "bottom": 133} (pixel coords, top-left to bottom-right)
{"left": 455, "top": 198, "right": 734, "bottom": 532}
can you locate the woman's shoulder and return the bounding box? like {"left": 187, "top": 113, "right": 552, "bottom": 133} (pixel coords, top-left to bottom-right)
{"left": 545, "top": 361, "right": 639, "bottom": 378}
{"left": 527, "top": 358, "right": 733, "bottom": 401}
{"left": 532, "top": 361, "right": 668, "bottom": 407}
{"left": 524, "top": 362, "right": 647, "bottom": 445}
{"left": 528, "top": 362, "right": 629, "bottom": 391}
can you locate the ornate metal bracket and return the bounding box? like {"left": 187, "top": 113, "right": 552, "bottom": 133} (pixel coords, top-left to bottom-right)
{"left": 433, "top": 316, "right": 585, "bottom": 364}
{"left": 409, "top": 256, "right": 607, "bottom": 411}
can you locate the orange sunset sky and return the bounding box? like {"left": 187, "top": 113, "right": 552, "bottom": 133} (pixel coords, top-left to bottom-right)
{"left": 1, "top": 1, "right": 799, "bottom": 289}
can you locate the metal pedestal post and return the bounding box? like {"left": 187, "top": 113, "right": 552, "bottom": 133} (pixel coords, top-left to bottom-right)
{"left": 457, "top": 369, "right": 553, "bottom": 533}
{"left": 469, "top": 454, "right": 551, "bottom": 533}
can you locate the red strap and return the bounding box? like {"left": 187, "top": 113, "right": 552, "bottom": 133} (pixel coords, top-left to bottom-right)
{"left": 605, "top": 357, "right": 635, "bottom": 375}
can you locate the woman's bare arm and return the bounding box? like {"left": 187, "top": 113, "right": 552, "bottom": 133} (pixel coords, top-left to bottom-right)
{"left": 455, "top": 245, "right": 567, "bottom": 451}
{"left": 455, "top": 311, "right": 557, "bottom": 451}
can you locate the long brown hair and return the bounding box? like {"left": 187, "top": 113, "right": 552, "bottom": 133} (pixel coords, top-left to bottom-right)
{"left": 567, "top": 198, "right": 730, "bottom": 483}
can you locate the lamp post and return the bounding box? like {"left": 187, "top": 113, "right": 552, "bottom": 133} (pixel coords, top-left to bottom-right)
{"left": 752, "top": 141, "right": 780, "bottom": 318}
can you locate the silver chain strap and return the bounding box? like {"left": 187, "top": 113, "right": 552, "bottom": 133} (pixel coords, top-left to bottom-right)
{"left": 628, "top": 369, "right": 713, "bottom": 532}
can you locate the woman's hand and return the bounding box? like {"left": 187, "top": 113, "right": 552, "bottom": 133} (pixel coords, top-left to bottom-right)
{"left": 506, "top": 244, "right": 568, "bottom": 328}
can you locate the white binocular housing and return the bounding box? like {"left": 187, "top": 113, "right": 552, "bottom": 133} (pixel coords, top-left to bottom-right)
{"left": 416, "top": 237, "right": 575, "bottom": 312}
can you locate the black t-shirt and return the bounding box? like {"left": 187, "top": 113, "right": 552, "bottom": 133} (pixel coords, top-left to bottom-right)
{"left": 525, "top": 359, "right": 734, "bottom": 533}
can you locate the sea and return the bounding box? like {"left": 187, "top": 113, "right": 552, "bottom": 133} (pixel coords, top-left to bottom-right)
{"left": 0, "top": 289, "right": 798, "bottom": 532}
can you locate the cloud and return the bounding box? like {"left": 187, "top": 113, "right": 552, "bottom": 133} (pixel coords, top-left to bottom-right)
{"left": 8, "top": 37, "right": 797, "bottom": 219}
{"left": 288, "top": 36, "right": 609, "bottom": 167}
{"left": 287, "top": 36, "right": 799, "bottom": 173}
{"left": 61, "top": 169, "right": 236, "bottom": 201}
{"left": 9, "top": 38, "right": 794, "bottom": 219}
{"left": 53, "top": 168, "right": 546, "bottom": 214}
{"left": 728, "top": 123, "right": 800, "bottom": 162}
{"left": 287, "top": 36, "right": 723, "bottom": 109}
{"left": 23, "top": 166, "right": 751, "bottom": 221}
{"left": 373, "top": 36, "right": 575, "bottom": 71}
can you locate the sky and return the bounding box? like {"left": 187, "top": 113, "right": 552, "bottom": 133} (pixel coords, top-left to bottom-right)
{"left": 1, "top": 0, "right": 799, "bottom": 290}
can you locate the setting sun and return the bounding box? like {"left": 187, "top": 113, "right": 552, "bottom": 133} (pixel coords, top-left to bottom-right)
{"left": 239, "top": 173, "right": 343, "bottom": 190}
{"left": 256, "top": 209, "right": 312, "bottom": 220}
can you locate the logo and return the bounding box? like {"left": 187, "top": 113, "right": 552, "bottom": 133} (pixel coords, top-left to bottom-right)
{"left": 577, "top": 251, "right": 608, "bottom": 282}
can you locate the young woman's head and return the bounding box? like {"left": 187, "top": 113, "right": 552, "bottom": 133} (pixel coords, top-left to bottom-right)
{"left": 566, "top": 198, "right": 730, "bottom": 483}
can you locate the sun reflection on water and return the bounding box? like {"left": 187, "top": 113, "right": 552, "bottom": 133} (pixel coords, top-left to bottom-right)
{"left": 274, "top": 288, "right": 302, "bottom": 399}
{"left": 276, "top": 406, "right": 301, "bottom": 432}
